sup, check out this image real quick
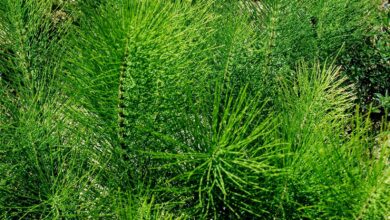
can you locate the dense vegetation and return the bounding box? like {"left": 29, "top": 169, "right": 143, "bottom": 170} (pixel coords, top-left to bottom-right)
{"left": 0, "top": 0, "right": 389, "bottom": 219}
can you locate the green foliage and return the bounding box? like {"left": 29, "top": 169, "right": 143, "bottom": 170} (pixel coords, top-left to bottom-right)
{"left": 1, "top": 0, "right": 389, "bottom": 219}
{"left": 340, "top": 4, "right": 390, "bottom": 109}
{"left": 145, "top": 84, "right": 282, "bottom": 218}
{"left": 115, "top": 189, "right": 186, "bottom": 220}
{"left": 253, "top": 0, "right": 389, "bottom": 111}
{"left": 272, "top": 63, "right": 387, "bottom": 219}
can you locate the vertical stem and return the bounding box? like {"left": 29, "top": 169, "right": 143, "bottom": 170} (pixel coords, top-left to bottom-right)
{"left": 118, "top": 39, "right": 129, "bottom": 151}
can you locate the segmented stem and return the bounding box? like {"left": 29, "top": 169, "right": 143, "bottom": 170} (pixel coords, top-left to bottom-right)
{"left": 118, "top": 41, "right": 129, "bottom": 149}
